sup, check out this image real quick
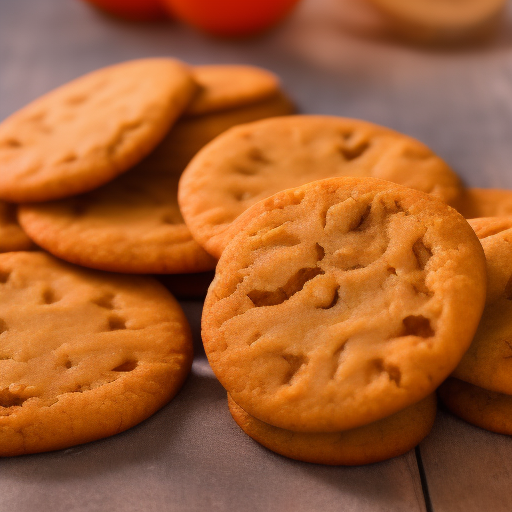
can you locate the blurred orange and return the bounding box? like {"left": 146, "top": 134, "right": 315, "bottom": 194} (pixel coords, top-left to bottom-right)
{"left": 161, "top": 0, "right": 301, "bottom": 37}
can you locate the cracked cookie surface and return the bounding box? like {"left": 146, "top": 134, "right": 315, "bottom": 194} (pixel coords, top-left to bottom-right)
{"left": 228, "top": 393, "right": 436, "bottom": 465}
{"left": 202, "top": 177, "right": 486, "bottom": 432}
{"left": 0, "top": 58, "right": 196, "bottom": 203}
{"left": 452, "top": 217, "right": 512, "bottom": 394}
{"left": 178, "top": 116, "right": 463, "bottom": 259}
{"left": 0, "top": 252, "right": 193, "bottom": 456}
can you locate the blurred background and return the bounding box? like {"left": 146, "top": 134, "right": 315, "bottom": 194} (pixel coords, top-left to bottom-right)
{"left": 2, "top": 0, "right": 512, "bottom": 189}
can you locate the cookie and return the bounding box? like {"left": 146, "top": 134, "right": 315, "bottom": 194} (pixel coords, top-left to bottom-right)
{"left": 456, "top": 188, "right": 512, "bottom": 219}
{"left": 228, "top": 393, "right": 436, "bottom": 465}
{"left": 185, "top": 65, "right": 283, "bottom": 116}
{"left": 0, "top": 202, "right": 35, "bottom": 253}
{"left": 0, "top": 58, "right": 196, "bottom": 203}
{"left": 438, "top": 378, "right": 512, "bottom": 436}
{"left": 17, "top": 93, "right": 294, "bottom": 274}
{"left": 367, "top": 0, "right": 506, "bottom": 44}
{"left": 202, "top": 177, "right": 486, "bottom": 432}
{"left": 178, "top": 115, "right": 463, "bottom": 259}
{"left": 0, "top": 252, "right": 193, "bottom": 456}
{"left": 469, "top": 216, "right": 512, "bottom": 240}
{"left": 17, "top": 146, "right": 217, "bottom": 274}
{"left": 452, "top": 217, "right": 512, "bottom": 394}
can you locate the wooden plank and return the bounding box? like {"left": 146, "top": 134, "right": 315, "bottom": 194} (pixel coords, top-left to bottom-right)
{"left": 419, "top": 409, "right": 512, "bottom": 512}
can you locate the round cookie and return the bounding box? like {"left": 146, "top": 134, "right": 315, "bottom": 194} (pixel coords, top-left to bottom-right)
{"left": 438, "top": 378, "right": 512, "bottom": 436}
{"left": 367, "top": 0, "right": 506, "bottom": 44}
{"left": 0, "top": 252, "right": 193, "bottom": 456}
{"left": 185, "top": 65, "right": 282, "bottom": 117}
{"left": 228, "top": 393, "right": 437, "bottom": 465}
{"left": 456, "top": 188, "right": 512, "bottom": 219}
{"left": 0, "top": 58, "right": 196, "bottom": 203}
{"left": 0, "top": 202, "right": 35, "bottom": 253}
{"left": 178, "top": 115, "right": 463, "bottom": 259}
{"left": 452, "top": 217, "right": 512, "bottom": 394}
{"left": 202, "top": 177, "right": 486, "bottom": 432}
{"left": 18, "top": 93, "right": 294, "bottom": 274}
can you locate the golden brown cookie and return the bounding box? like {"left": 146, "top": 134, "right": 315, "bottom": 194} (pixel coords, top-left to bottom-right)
{"left": 17, "top": 93, "right": 294, "bottom": 274}
{"left": 178, "top": 115, "right": 463, "bottom": 259}
{"left": 438, "top": 378, "right": 512, "bottom": 436}
{"left": 452, "top": 217, "right": 512, "bottom": 394}
{"left": 228, "top": 393, "right": 436, "bottom": 465}
{"left": 367, "top": 0, "right": 506, "bottom": 44}
{"left": 17, "top": 143, "right": 217, "bottom": 274}
{"left": 469, "top": 216, "right": 512, "bottom": 240}
{"left": 202, "top": 177, "right": 486, "bottom": 432}
{"left": 0, "top": 252, "right": 193, "bottom": 456}
{"left": 0, "top": 58, "right": 196, "bottom": 203}
{"left": 456, "top": 188, "right": 512, "bottom": 219}
{"left": 186, "top": 65, "right": 282, "bottom": 116}
{"left": 0, "top": 202, "right": 35, "bottom": 253}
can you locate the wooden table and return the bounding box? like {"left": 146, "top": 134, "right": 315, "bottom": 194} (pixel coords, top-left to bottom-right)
{"left": 1, "top": 0, "right": 512, "bottom": 510}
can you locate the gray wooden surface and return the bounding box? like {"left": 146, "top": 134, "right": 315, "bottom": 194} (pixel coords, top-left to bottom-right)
{"left": 1, "top": 0, "right": 512, "bottom": 510}
{"left": 420, "top": 409, "right": 512, "bottom": 512}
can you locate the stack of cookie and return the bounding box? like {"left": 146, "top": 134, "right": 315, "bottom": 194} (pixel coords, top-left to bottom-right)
{"left": 177, "top": 115, "right": 465, "bottom": 259}
{"left": 0, "top": 58, "right": 295, "bottom": 455}
{"left": 7, "top": 62, "right": 294, "bottom": 279}
{"left": 439, "top": 217, "right": 512, "bottom": 435}
{"left": 201, "top": 177, "right": 487, "bottom": 465}
{"left": 175, "top": 115, "right": 512, "bottom": 460}
{"left": 2, "top": 56, "right": 512, "bottom": 460}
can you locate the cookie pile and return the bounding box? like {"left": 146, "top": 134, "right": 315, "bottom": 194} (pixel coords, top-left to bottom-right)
{"left": 0, "top": 58, "right": 295, "bottom": 455}
{"left": 178, "top": 115, "right": 464, "bottom": 258}
{"left": 11, "top": 62, "right": 294, "bottom": 278}
{"left": 201, "top": 177, "right": 487, "bottom": 464}
{"left": 439, "top": 217, "right": 512, "bottom": 435}
{"left": 2, "top": 57, "right": 512, "bottom": 460}
{"left": 176, "top": 114, "right": 512, "bottom": 461}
